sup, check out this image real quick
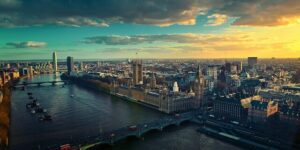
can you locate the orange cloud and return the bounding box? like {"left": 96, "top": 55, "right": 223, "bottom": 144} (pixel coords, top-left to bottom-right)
{"left": 206, "top": 14, "right": 228, "bottom": 26}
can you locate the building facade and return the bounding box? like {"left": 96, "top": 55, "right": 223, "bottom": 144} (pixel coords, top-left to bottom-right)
{"left": 248, "top": 100, "right": 278, "bottom": 123}
{"left": 213, "top": 96, "right": 248, "bottom": 122}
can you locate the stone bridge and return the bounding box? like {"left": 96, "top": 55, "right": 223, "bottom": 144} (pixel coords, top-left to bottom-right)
{"left": 13, "top": 80, "right": 68, "bottom": 88}
{"left": 79, "top": 112, "right": 197, "bottom": 150}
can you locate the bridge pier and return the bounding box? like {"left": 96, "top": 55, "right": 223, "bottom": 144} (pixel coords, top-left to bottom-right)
{"left": 52, "top": 82, "right": 55, "bottom": 85}
{"left": 137, "top": 130, "right": 141, "bottom": 138}
{"left": 110, "top": 139, "right": 114, "bottom": 145}
{"left": 159, "top": 126, "right": 163, "bottom": 131}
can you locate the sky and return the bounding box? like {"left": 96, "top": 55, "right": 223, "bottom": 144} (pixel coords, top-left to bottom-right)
{"left": 0, "top": 0, "right": 300, "bottom": 60}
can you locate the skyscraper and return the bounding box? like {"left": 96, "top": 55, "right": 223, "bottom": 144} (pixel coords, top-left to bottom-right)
{"left": 132, "top": 59, "right": 143, "bottom": 85}
{"left": 52, "top": 52, "right": 58, "bottom": 72}
{"left": 248, "top": 57, "right": 258, "bottom": 68}
{"left": 67, "top": 56, "right": 74, "bottom": 75}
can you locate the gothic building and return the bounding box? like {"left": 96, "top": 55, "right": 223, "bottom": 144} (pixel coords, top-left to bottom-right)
{"left": 194, "top": 65, "right": 205, "bottom": 109}
{"left": 132, "top": 59, "right": 143, "bottom": 85}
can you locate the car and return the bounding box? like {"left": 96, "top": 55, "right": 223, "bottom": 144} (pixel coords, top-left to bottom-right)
{"left": 230, "top": 121, "right": 240, "bottom": 125}
{"left": 209, "top": 114, "right": 215, "bottom": 118}
{"left": 128, "top": 125, "right": 137, "bottom": 131}
{"left": 59, "top": 144, "right": 71, "bottom": 150}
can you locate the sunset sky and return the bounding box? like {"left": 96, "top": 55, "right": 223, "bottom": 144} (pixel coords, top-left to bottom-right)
{"left": 0, "top": 0, "right": 299, "bottom": 60}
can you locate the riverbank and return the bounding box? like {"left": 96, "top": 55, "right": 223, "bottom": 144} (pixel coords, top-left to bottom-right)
{"left": 0, "top": 83, "right": 12, "bottom": 149}
{"left": 62, "top": 75, "right": 163, "bottom": 112}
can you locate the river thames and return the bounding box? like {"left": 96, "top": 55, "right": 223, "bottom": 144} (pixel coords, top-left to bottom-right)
{"left": 10, "top": 74, "right": 242, "bottom": 150}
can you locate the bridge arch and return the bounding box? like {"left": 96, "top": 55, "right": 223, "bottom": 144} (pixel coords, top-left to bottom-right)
{"left": 89, "top": 143, "right": 112, "bottom": 150}
{"left": 140, "top": 127, "right": 162, "bottom": 137}
{"left": 162, "top": 123, "right": 178, "bottom": 130}
{"left": 178, "top": 119, "right": 191, "bottom": 125}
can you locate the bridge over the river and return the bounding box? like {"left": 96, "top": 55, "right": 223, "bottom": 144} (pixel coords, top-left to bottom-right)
{"left": 13, "top": 80, "right": 69, "bottom": 87}
{"left": 79, "top": 111, "right": 199, "bottom": 150}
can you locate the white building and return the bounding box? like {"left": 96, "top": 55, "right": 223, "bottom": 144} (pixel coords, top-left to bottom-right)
{"left": 173, "top": 81, "right": 179, "bottom": 93}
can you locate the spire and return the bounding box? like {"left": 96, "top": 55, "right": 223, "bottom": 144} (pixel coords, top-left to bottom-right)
{"left": 198, "top": 64, "right": 202, "bottom": 75}
{"left": 152, "top": 71, "right": 155, "bottom": 78}
{"left": 195, "top": 64, "right": 203, "bottom": 81}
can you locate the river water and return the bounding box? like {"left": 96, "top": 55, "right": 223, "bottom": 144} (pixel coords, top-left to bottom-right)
{"left": 10, "top": 74, "right": 242, "bottom": 150}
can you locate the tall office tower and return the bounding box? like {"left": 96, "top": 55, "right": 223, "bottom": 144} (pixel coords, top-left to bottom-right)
{"left": 67, "top": 56, "right": 74, "bottom": 75}
{"left": 194, "top": 65, "right": 205, "bottom": 109}
{"left": 52, "top": 52, "right": 58, "bottom": 72}
{"left": 132, "top": 59, "right": 143, "bottom": 85}
{"left": 248, "top": 57, "right": 258, "bottom": 68}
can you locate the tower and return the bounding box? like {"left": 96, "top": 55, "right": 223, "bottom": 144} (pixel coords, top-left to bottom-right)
{"left": 194, "top": 65, "right": 205, "bottom": 109}
{"left": 173, "top": 81, "right": 179, "bottom": 93}
{"left": 52, "top": 52, "right": 58, "bottom": 72}
{"left": 132, "top": 59, "right": 143, "bottom": 85}
{"left": 150, "top": 72, "right": 156, "bottom": 89}
{"left": 248, "top": 57, "right": 258, "bottom": 68}
{"left": 67, "top": 56, "right": 74, "bottom": 75}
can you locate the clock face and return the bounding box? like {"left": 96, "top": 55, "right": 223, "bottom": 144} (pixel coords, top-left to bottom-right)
{"left": 200, "top": 78, "right": 204, "bottom": 84}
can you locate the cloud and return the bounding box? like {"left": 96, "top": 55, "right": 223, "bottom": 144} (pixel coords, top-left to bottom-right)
{"left": 0, "top": 0, "right": 205, "bottom": 27}
{"left": 206, "top": 13, "right": 228, "bottom": 26}
{"left": 84, "top": 34, "right": 251, "bottom": 45}
{"left": 0, "top": 0, "right": 300, "bottom": 27}
{"left": 6, "top": 41, "right": 47, "bottom": 48}
{"left": 212, "top": 0, "right": 300, "bottom": 26}
{"left": 0, "top": 0, "right": 21, "bottom": 7}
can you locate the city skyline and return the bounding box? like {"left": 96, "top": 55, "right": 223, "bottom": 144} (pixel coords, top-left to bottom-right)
{"left": 0, "top": 0, "right": 300, "bottom": 60}
{"left": 1, "top": 1, "right": 300, "bottom": 150}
